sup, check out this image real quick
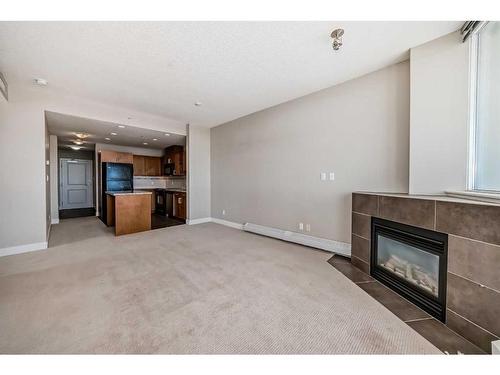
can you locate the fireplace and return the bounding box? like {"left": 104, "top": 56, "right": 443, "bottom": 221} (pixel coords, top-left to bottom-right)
{"left": 371, "top": 217, "right": 448, "bottom": 321}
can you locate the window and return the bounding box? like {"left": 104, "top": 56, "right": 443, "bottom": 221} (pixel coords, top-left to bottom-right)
{"left": 472, "top": 22, "right": 500, "bottom": 192}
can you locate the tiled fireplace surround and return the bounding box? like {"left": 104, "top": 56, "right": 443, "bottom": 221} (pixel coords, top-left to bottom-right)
{"left": 351, "top": 192, "right": 500, "bottom": 353}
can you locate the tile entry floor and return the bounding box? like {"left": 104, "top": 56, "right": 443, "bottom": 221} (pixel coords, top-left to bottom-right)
{"left": 328, "top": 255, "right": 486, "bottom": 354}
{"left": 151, "top": 214, "right": 185, "bottom": 230}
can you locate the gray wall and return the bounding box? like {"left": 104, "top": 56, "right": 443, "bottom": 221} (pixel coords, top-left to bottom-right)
{"left": 409, "top": 31, "right": 470, "bottom": 194}
{"left": 0, "top": 91, "right": 47, "bottom": 249}
{"left": 211, "top": 61, "right": 410, "bottom": 244}
{"left": 187, "top": 124, "right": 211, "bottom": 221}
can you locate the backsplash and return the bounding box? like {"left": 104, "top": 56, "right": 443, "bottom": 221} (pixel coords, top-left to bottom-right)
{"left": 134, "top": 176, "right": 186, "bottom": 190}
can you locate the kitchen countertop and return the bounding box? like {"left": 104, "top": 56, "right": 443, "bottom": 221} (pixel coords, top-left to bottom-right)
{"left": 134, "top": 188, "right": 186, "bottom": 193}
{"left": 105, "top": 191, "right": 153, "bottom": 196}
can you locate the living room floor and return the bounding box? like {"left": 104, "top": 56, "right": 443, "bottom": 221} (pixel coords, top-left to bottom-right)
{"left": 0, "top": 218, "right": 440, "bottom": 354}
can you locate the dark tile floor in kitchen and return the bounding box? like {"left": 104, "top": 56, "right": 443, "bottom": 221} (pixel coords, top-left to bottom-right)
{"left": 59, "top": 208, "right": 96, "bottom": 219}
{"left": 151, "top": 214, "right": 185, "bottom": 230}
{"left": 328, "top": 255, "right": 486, "bottom": 355}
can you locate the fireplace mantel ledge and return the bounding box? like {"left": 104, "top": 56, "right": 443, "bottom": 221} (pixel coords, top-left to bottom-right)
{"left": 353, "top": 191, "right": 500, "bottom": 206}
{"left": 445, "top": 190, "right": 500, "bottom": 204}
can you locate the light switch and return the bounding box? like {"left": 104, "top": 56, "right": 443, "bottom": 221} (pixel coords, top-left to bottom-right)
{"left": 305, "top": 224, "right": 311, "bottom": 232}
{"left": 320, "top": 172, "right": 327, "bottom": 181}
{"left": 299, "top": 222, "right": 304, "bottom": 231}
{"left": 329, "top": 172, "right": 335, "bottom": 181}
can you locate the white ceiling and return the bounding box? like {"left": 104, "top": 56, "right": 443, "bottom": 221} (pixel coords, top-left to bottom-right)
{"left": 46, "top": 111, "right": 185, "bottom": 150}
{"left": 1, "top": 22, "right": 461, "bottom": 127}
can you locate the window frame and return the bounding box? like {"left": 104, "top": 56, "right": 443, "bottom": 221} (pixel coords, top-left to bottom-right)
{"left": 467, "top": 27, "right": 500, "bottom": 194}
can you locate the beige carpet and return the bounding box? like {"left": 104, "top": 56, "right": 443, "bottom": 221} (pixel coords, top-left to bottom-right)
{"left": 0, "top": 217, "right": 440, "bottom": 354}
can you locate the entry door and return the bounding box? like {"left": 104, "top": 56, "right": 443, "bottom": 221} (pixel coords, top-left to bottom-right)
{"left": 60, "top": 159, "right": 93, "bottom": 209}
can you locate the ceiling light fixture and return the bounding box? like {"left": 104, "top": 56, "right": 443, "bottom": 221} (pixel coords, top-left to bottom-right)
{"left": 73, "top": 140, "right": 84, "bottom": 145}
{"left": 194, "top": 102, "right": 202, "bottom": 107}
{"left": 153, "top": 138, "right": 158, "bottom": 141}
{"left": 164, "top": 133, "right": 170, "bottom": 137}
{"left": 105, "top": 137, "right": 111, "bottom": 141}
{"left": 74, "top": 132, "right": 90, "bottom": 139}
{"left": 143, "top": 142, "right": 148, "bottom": 145}
{"left": 330, "top": 28, "right": 344, "bottom": 51}
{"left": 34, "top": 78, "right": 48, "bottom": 86}
{"left": 118, "top": 125, "right": 125, "bottom": 129}
{"left": 110, "top": 132, "right": 117, "bottom": 136}
{"left": 70, "top": 146, "right": 82, "bottom": 150}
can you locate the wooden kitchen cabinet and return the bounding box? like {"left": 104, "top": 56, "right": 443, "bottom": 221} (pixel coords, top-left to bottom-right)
{"left": 100, "top": 150, "right": 133, "bottom": 164}
{"left": 133, "top": 155, "right": 145, "bottom": 176}
{"left": 133, "top": 155, "right": 161, "bottom": 176}
{"left": 145, "top": 156, "right": 161, "bottom": 176}
{"left": 173, "top": 192, "right": 186, "bottom": 220}
{"left": 163, "top": 145, "right": 185, "bottom": 176}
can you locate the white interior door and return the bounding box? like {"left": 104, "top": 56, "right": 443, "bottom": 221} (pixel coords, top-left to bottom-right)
{"left": 59, "top": 159, "right": 93, "bottom": 209}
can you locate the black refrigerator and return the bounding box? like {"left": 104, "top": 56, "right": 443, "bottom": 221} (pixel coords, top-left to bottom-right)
{"left": 100, "top": 162, "right": 134, "bottom": 225}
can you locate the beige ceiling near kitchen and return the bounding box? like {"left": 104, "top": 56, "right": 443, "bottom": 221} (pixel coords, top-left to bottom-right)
{"left": 46, "top": 111, "right": 186, "bottom": 150}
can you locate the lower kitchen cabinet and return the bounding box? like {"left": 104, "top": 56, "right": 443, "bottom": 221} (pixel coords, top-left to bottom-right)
{"left": 173, "top": 192, "right": 186, "bottom": 220}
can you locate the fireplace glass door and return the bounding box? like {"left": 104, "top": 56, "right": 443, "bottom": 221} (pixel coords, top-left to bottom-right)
{"left": 371, "top": 217, "right": 448, "bottom": 321}
{"left": 377, "top": 234, "right": 440, "bottom": 297}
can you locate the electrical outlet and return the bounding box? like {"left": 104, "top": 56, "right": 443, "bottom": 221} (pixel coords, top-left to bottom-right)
{"left": 222, "top": 209, "right": 226, "bottom": 216}
{"left": 329, "top": 172, "right": 335, "bottom": 181}
{"left": 305, "top": 224, "right": 311, "bottom": 232}
{"left": 320, "top": 172, "right": 327, "bottom": 181}
{"left": 299, "top": 222, "right": 304, "bottom": 231}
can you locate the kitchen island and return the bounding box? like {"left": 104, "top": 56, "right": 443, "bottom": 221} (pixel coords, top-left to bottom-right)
{"left": 105, "top": 191, "right": 152, "bottom": 236}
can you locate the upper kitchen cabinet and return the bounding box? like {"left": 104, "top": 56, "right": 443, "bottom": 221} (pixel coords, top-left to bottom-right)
{"left": 133, "top": 155, "right": 145, "bottom": 176}
{"left": 100, "top": 150, "right": 133, "bottom": 164}
{"left": 133, "top": 155, "right": 162, "bottom": 176}
{"left": 163, "top": 145, "right": 185, "bottom": 176}
{"left": 145, "top": 156, "right": 161, "bottom": 176}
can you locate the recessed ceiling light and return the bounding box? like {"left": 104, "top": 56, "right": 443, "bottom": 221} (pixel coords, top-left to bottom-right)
{"left": 118, "top": 125, "right": 125, "bottom": 129}
{"left": 34, "top": 78, "right": 48, "bottom": 86}
{"left": 152, "top": 138, "right": 158, "bottom": 141}
{"left": 164, "top": 133, "right": 170, "bottom": 137}
{"left": 73, "top": 140, "right": 84, "bottom": 145}
{"left": 105, "top": 137, "right": 111, "bottom": 141}
{"left": 194, "top": 102, "right": 202, "bottom": 107}
{"left": 70, "top": 146, "right": 82, "bottom": 150}
{"left": 143, "top": 142, "right": 148, "bottom": 145}
{"left": 110, "top": 132, "right": 117, "bottom": 136}
{"left": 74, "top": 132, "right": 90, "bottom": 139}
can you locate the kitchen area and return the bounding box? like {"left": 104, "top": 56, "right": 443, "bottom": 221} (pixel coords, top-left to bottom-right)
{"left": 46, "top": 110, "right": 189, "bottom": 238}
{"left": 99, "top": 144, "right": 187, "bottom": 236}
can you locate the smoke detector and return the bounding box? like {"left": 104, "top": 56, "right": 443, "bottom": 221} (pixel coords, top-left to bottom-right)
{"left": 34, "top": 78, "right": 48, "bottom": 86}
{"left": 330, "top": 29, "right": 344, "bottom": 51}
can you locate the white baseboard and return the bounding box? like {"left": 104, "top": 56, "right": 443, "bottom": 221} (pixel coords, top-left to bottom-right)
{"left": 493, "top": 340, "right": 500, "bottom": 355}
{"left": 210, "top": 217, "right": 244, "bottom": 230}
{"left": 187, "top": 217, "right": 212, "bottom": 225}
{"left": 0, "top": 241, "right": 48, "bottom": 257}
{"left": 242, "top": 222, "right": 351, "bottom": 257}
{"left": 51, "top": 218, "right": 59, "bottom": 224}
